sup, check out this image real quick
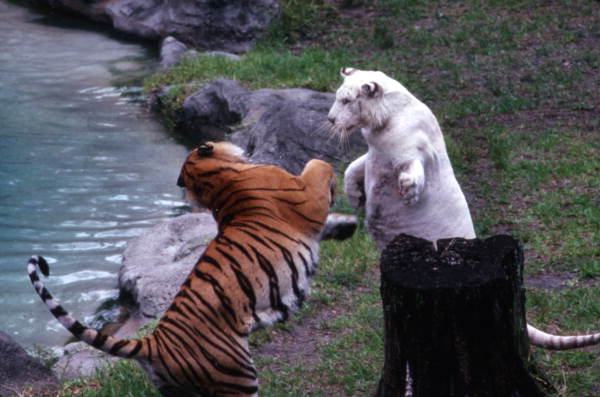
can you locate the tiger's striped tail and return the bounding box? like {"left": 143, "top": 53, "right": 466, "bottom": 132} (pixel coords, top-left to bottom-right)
{"left": 528, "top": 324, "right": 600, "bottom": 350}
{"left": 27, "top": 255, "right": 145, "bottom": 359}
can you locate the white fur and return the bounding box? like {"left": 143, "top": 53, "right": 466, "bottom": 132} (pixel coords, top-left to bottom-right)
{"left": 328, "top": 68, "right": 475, "bottom": 249}
{"left": 329, "top": 69, "right": 600, "bottom": 352}
{"left": 213, "top": 141, "right": 247, "bottom": 160}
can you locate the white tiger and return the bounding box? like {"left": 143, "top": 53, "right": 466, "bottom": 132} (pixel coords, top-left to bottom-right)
{"left": 328, "top": 67, "right": 475, "bottom": 250}
{"left": 328, "top": 67, "right": 600, "bottom": 351}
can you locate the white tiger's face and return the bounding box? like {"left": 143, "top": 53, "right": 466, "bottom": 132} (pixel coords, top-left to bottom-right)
{"left": 328, "top": 68, "right": 392, "bottom": 137}
{"left": 327, "top": 83, "right": 364, "bottom": 133}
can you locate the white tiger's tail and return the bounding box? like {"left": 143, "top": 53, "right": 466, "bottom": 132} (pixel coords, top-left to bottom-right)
{"left": 528, "top": 324, "right": 600, "bottom": 350}
{"left": 27, "top": 255, "right": 145, "bottom": 359}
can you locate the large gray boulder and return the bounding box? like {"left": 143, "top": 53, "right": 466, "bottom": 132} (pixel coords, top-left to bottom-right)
{"left": 119, "top": 212, "right": 217, "bottom": 323}
{"left": 27, "top": 0, "right": 280, "bottom": 53}
{"left": 169, "top": 79, "right": 367, "bottom": 175}
{"left": 0, "top": 330, "right": 59, "bottom": 396}
{"left": 159, "top": 36, "right": 190, "bottom": 70}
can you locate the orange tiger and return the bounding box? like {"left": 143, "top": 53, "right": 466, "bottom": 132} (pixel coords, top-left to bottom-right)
{"left": 27, "top": 141, "right": 344, "bottom": 396}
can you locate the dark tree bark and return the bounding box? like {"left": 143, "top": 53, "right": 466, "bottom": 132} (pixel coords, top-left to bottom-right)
{"left": 375, "top": 234, "right": 546, "bottom": 397}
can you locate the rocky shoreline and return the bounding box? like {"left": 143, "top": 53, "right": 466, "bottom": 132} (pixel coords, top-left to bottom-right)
{"left": 25, "top": 0, "right": 281, "bottom": 54}
{"left": 1, "top": 2, "right": 368, "bottom": 394}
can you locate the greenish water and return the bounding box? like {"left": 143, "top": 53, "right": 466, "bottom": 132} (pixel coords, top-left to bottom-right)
{"left": 0, "top": 1, "right": 189, "bottom": 347}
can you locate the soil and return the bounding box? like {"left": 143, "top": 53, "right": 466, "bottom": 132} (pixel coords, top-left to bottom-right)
{"left": 253, "top": 271, "right": 381, "bottom": 395}
{"left": 256, "top": 307, "right": 333, "bottom": 368}
{"left": 525, "top": 272, "right": 578, "bottom": 290}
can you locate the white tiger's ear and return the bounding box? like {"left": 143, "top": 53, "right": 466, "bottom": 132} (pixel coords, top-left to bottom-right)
{"left": 361, "top": 82, "right": 381, "bottom": 98}
{"left": 340, "top": 67, "right": 356, "bottom": 78}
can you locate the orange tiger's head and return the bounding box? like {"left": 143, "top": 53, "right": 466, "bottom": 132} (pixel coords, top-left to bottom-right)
{"left": 177, "top": 141, "right": 338, "bottom": 238}
{"left": 176, "top": 141, "right": 251, "bottom": 210}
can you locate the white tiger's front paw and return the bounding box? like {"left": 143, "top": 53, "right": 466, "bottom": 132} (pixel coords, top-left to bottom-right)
{"left": 345, "top": 180, "right": 366, "bottom": 209}
{"left": 398, "top": 171, "right": 424, "bottom": 206}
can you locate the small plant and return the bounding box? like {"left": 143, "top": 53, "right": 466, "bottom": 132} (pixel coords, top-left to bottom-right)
{"left": 373, "top": 25, "right": 394, "bottom": 49}
{"left": 486, "top": 125, "right": 512, "bottom": 171}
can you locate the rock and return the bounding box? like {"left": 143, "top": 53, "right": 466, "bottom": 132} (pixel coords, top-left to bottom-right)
{"left": 0, "top": 330, "right": 59, "bottom": 396}
{"left": 52, "top": 342, "right": 119, "bottom": 381}
{"left": 119, "top": 212, "right": 217, "bottom": 323}
{"left": 159, "top": 36, "right": 189, "bottom": 70}
{"left": 28, "top": 0, "right": 280, "bottom": 53}
{"left": 201, "top": 51, "right": 242, "bottom": 62}
{"left": 175, "top": 79, "right": 250, "bottom": 143}
{"left": 159, "top": 39, "right": 242, "bottom": 71}
{"left": 173, "top": 79, "right": 367, "bottom": 175}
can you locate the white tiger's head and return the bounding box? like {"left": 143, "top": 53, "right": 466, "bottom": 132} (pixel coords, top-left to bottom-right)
{"left": 327, "top": 67, "right": 409, "bottom": 138}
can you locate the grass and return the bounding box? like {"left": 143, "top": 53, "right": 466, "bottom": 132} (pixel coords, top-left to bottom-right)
{"left": 144, "top": 47, "right": 355, "bottom": 94}
{"left": 59, "top": 360, "right": 160, "bottom": 397}
{"left": 252, "top": 227, "right": 383, "bottom": 396}
{"left": 45, "top": 0, "right": 600, "bottom": 395}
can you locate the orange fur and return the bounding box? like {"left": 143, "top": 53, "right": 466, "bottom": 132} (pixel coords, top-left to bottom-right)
{"left": 28, "top": 142, "right": 336, "bottom": 396}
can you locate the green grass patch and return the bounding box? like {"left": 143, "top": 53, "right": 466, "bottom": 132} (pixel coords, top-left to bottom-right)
{"left": 61, "top": 359, "right": 160, "bottom": 397}
{"left": 255, "top": 232, "right": 383, "bottom": 396}
{"left": 145, "top": 47, "right": 355, "bottom": 96}
{"left": 528, "top": 287, "right": 600, "bottom": 331}
{"left": 266, "top": 0, "right": 338, "bottom": 44}
{"left": 528, "top": 287, "right": 600, "bottom": 396}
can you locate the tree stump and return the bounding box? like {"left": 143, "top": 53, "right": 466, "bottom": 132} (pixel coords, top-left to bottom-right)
{"left": 375, "top": 234, "right": 546, "bottom": 397}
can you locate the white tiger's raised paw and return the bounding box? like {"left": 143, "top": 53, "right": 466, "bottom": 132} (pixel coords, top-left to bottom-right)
{"left": 398, "top": 170, "right": 424, "bottom": 206}
{"left": 344, "top": 179, "right": 366, "bottom": 208}
{"left": 398, "top": 159, "right": 425, "bottom": 206}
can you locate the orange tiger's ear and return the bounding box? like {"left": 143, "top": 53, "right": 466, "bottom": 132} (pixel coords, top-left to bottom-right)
{"left": 197, "top": 143, "right": 214, "bottom": 157}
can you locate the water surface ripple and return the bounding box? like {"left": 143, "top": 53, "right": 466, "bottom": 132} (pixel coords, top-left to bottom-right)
{"left": 0, "top": 1, "right": 189, "bottom": 347}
